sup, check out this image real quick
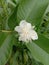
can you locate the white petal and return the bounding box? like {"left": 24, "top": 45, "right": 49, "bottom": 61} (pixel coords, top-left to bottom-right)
{"left": 14, "top": 26, "right": 22, "bottom": 33}
{"left": 19, "top": 36, "right": 22, "bottom": 41}
{"left": 27, "top": 22, "right": 32, "bottom": 29}
{"left": 20, "top": 20, "right": 32, "bottom": 29}
{"left": 19, "top": 36, "right": 26, "bottom": 42}
{"left": 20, "top": 20, "right": 27, "bottom": 26}
{"left": 30, "top": 30, "right": 38, "bottom": 40}
{"left": 14, "top": 20, "right": 38, "bottom": 42}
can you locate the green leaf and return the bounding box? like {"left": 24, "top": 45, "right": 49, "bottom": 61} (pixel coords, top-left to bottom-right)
{"left": 25, "top": 33, "right": 49, "bottom": 65}
{"left": 8, "top": 6, "right": 18, "bottom": 30}
{"left": 8, "top": 0, "right": 49, "bottom": 29}
{"left": 38, "top": 5, "right": 49, "bottom": 39}
{"left": 16, "top": 0, "right": 49, "bottom": 26}
{"left": 25, "top": 41, "right": 49, "bottom": 65}
{"left": 34, "top": 34, "right": 49, "bottom": 53}
{"left": 15, "top": 0, "right": 22, "bottom": 4}
{"left": 0, "top": 32, "right": 12, "bottom": 65}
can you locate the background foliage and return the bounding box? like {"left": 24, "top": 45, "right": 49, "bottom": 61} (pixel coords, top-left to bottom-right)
{"left": 0, "top": 0, "right": 49, "bottom": 65}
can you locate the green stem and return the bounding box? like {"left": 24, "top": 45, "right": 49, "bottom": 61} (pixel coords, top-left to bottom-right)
{"left": 0, "top": 30, "right": 12, "bottom": 33}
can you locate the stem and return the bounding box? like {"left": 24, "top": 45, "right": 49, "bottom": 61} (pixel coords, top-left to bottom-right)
{"left": 0, "top": 30, "right": 12, "bottom": 33}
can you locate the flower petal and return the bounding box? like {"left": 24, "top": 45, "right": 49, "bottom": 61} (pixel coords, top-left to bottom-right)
{"left": 20, "top": 20, "right": 27, "bottom": 26}
{"left": 30, "top": 30, "right": 38, "bottom": 40}
{"left": 27, "top": 22, "right": 32, "bottom": 29}
{"left": 19, "top": 35, "right": 27, "bottom": 42}
{"left": 14, "top": 26, "right": 22, "bottom": 33}
{"left": 14, "top": 20, "right": 38, "bottom": 42}
{"left": 20, "top": 20, "right": 32, "bottom": 30}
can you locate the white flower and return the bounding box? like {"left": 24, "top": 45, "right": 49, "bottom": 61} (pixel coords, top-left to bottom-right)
{"left": 14, "top": 20, "right": 38, "bottom": 42}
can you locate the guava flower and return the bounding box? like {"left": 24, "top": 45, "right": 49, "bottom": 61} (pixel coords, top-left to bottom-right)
{"left": 14, "top": 20, "right": 38, "bottom": 42}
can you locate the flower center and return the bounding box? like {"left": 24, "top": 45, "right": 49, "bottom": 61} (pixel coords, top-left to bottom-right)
{"left": 22, "top": 27, "right": 28, "bottom": 35}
